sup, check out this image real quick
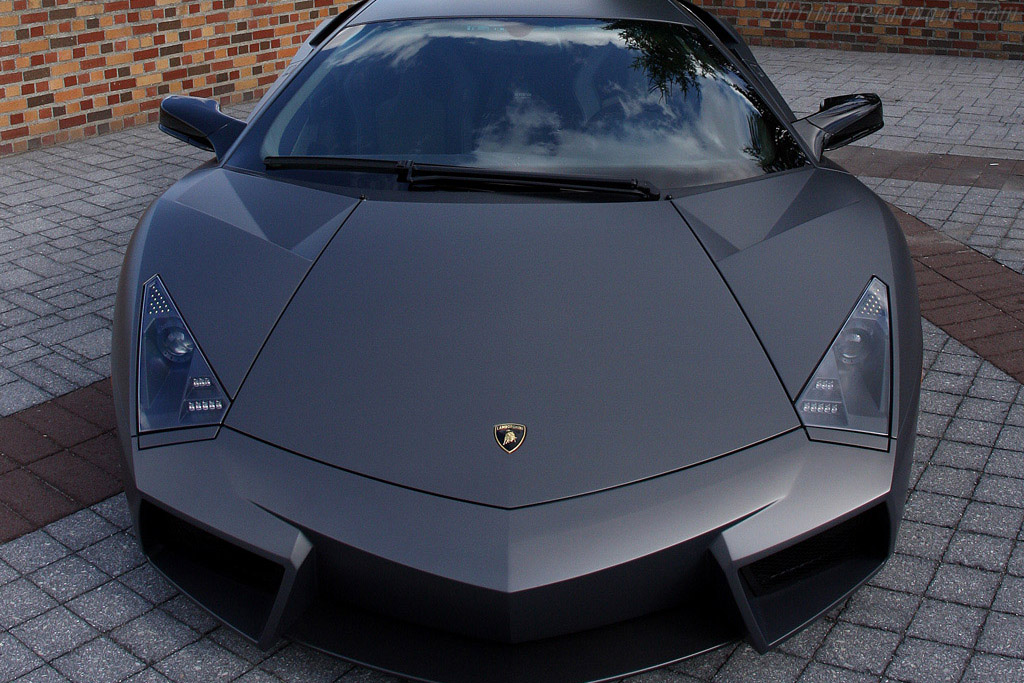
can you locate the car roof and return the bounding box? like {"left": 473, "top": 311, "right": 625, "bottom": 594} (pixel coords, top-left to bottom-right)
{"left": 350, "top": 0, "right": 695, "bottom": 25}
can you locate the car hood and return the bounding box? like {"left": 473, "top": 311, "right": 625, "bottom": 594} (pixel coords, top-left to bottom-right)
{"left": 226, "top": 196, "right": 799, "bottom": 508}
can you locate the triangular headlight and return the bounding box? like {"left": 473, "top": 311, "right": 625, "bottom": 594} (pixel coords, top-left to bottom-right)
{"left": 138, "top": 276, "right": 229, "bottom": 433}
{"left": 796, "top": 278, "right": 891, "bottom": 436}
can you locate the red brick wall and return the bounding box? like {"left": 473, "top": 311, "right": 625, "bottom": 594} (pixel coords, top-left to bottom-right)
{"left": 0, "top": 0, "right": 350, "bottom": 156}
{"left": 693, "top": 0, "right": 1024, "bottom": 59}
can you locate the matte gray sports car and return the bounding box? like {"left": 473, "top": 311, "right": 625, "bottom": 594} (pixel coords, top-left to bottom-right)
{"left": 112, "top": 0, "right": 922, "bottom": 681}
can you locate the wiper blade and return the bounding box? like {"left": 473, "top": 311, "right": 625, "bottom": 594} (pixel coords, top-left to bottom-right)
{"left": 262, "top": 156, "right": 660, "bottom": 200}
{"left": 264, "top": 155, "right": 402, "bottom": 173}
{"left": 403, "top": 164, "right": 660, "bottom": 200}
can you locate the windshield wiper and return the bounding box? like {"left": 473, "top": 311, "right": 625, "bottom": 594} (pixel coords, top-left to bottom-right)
{"left": 263, "top": 156, "right": 660, "bottom": 200}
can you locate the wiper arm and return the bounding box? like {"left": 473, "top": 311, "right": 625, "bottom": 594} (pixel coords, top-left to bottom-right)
{"left": 263, "top": 156, "right": 660, "bottom": 200}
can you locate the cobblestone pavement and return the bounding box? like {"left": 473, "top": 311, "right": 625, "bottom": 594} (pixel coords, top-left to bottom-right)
{"left": 865, "top": 176, "right": 1024, "bottom": 276}
{"left": 0, "top": 321, "right": 1022, "bottom": 683}
{"left": 0, "top": 104, "right": 254, "bottom": 416}
{"left": 755, "top": 47, "right": 1024, "bottom": 160}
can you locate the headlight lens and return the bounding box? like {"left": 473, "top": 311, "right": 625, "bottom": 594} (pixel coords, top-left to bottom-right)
{"left": 796, "top": 277, "right": 891, "bottom": 436}
{"left": 137, "top": 276, "right": 229, "bottom": 433}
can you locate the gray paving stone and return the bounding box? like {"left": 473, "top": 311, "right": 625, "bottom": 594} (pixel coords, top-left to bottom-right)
{"left": 119, "top": 564, "right": 178, "bottom": 606}
{"left": 28, "top": 555, "right": 110, "bottom": 603}
{"left": 78, "top": 532, "right": 145, "bottom": 577}
{"left": 668, "top": 643, "right": 735, "bottom": 679}
{"left": 916, "top": 465, "right": 980, "bottom": 498}
{"left": 903, "top": 492, "right": 968, "bottom": 528}
{"left": 0, "top": 531, "right": 70, "bottom": 574}
{"left": 154, "top": 640, "right": 249, "bottom": 683}
{"left": 235, "top": 670, "right": 285, "bottom": 683}
{"left": 796, "top": 662, "right": 877, "bottom": 683}
{"left": 713, "top": 645, "right": 804, "bottom": 683}
{"left": 260, "top": 643, "right": 355, "bottom": 683}
{"left": 43, "top": 510, "right": 117, "bottom": 553}
{"left": 11, "top": 607, "right": 97, "bottom": 661}
{"left": 906, "top": 598, "right": 986, "bottom": 648}
{"left": 0, "top": 579, "right": 59, "bottom": 629}
{"left": 0, "top": 633, "right": 46, "bottom": 681}
{"left": 776, "top": 617, "right": 831, "bottom": 659}
{"left": 973, "top": 476, "right": 1024, "bottom": 508}
{"left": 125, "top": 670, "right": 174, "bottom": 683}
{"left": 90, "top": 494, "right": 131, "bottom": 530}
{"left": 111, "top": 609, "right": 199, "bottom": 665}
{"left": 816, "top": 622, "right": 900, "bottom": 675}
{"left": 840, "top": 586, "right": 920, "bottom": 632}
{"left": 159, "top": 595, "right": 219, "bottom": 635}
{"left": 962, "top": 653, "right": 1024, "bottom": 682}
{"left": 870, "top": 554, "right": 937, "bottom": 594}
{"left": 66, "top": 581, "right": 150, "bottom": 631}
{"left": 52, "top": 637, "right": 144, "bottom": 683}
{"left": 994, "top": 574, "right": 1024, "bottom": 616}
{"left": 896, "top": 521, "right": 953, "bottom": 560}
{"left": 944, "top": 531, "right": 1014, "bottom": 571}
{"left": 13, "top": 666, "right": 73, "bottom": 683}
{"left": 986, "top": 449, "right": 1024, "bottom": 479}
{"left": 884, "top": 638, "right": 969, "bottom": 683}
{"left": 0, "top": 558, "right": 19, "bottom": 586}
{"left": 977, "top": 613, "right": 1024, "bottom": 657}
{"left": 960, "top": 502, "right": 1024, "bottom": 539}
{"left": 927, "top": 564, "right": 1001, "bottom": 607}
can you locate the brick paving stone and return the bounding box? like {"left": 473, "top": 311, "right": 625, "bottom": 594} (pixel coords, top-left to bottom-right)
{"left": 0, "top": 470, "right": 78, "bottom": 527}
{"left": 27, "top": 451, "right": 121, "bottom": 506}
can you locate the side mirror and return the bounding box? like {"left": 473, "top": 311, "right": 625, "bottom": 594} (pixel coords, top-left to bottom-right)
{"left": 793, "top": 93, "right": 883, "bottom": 159}
{"left": 159, "top": 96, "right": 246, "bottom": 160}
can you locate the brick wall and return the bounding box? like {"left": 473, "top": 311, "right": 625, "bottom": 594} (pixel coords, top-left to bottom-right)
{"left": 0, "top": 0, "right": 350, "bottom": 156}
{"left": 694, "top": 0, "right": 1024, "bottom": 59}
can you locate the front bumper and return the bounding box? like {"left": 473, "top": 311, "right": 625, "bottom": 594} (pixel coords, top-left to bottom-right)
{"left": 121, "top": 419, "right": 914, "bottom": 683}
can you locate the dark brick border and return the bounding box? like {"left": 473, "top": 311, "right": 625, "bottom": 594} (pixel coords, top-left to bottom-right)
{"left": 831, "top": 146, "right": 1024, "bottom": 193}
{"left": 0, "top": 379, "right": 121, "bottom": 542}
{"left": 894, "top": 207, "right": 1024, "bottom": 381}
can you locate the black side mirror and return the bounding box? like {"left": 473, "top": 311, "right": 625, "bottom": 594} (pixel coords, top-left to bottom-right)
{"left": 793, "top": 93, "right": 883, "bottom": 158}
{"left": 159, "top": 96, "right": 246, "bottom": 160}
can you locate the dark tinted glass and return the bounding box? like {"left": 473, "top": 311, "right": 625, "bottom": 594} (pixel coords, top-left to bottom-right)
{"left": 230, "top": 18, "right": 806, "bottom": 189}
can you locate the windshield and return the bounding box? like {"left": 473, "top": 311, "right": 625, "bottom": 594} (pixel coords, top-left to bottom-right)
{"left": 229, "top": 18, "right": 807, "bottom": 190}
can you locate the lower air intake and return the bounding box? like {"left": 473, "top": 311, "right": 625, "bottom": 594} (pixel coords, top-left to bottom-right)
{"left": 740, "top": 504, "right": 889, "bottom": 597}
{"left": 139, "top": 501, "right": 284, "bottom": 640}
